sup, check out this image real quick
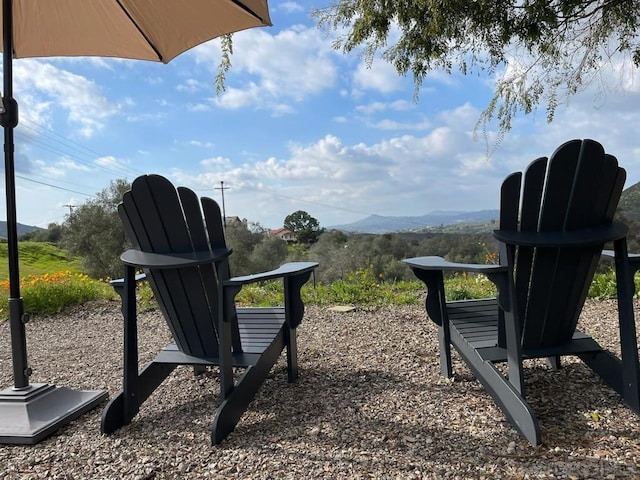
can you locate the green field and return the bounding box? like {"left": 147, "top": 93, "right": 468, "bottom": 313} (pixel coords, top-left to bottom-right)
{"left": 0, "top": 241, "right": 83, "bottom": 278}
{"left": 0, "top": 241, "right": 115, "bottom": 318}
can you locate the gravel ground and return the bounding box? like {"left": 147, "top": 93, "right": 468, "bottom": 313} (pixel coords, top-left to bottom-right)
{"left": 1, "top": 298, "right": 639, "bottom": 479}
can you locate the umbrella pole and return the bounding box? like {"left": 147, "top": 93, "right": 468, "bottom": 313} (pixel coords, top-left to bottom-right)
{"left": 0, "top": 0, "right": 107, "bottom": 444}
{"left": 1, "top": 0, "right": 28, "bottom": 390}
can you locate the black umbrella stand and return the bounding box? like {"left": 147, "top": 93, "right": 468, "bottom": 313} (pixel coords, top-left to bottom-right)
{"left": 0, "top": 0, "right": 107, "bottom": 444}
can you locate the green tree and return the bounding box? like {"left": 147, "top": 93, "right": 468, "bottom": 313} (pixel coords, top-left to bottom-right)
{"left": 224, "top": 219, "right": 266, "bottom": 275}
{"left": 309, "top": 231, "right": 355, "bottom": 282}
{"left": 249, "top": 236, "right": 288, "bottom": 273}
{"left": 40, "top": 222, "right": 64, "bottom": 244}
{"left": 19, "top": 223, "right": 65, "bottom": 243}
{"left": 60, "top": 179, "right": 131, "bottom": 279}
{"left": 284, "top": 210, "right": 324, "bottom": 244}
{"left": 314, "top": 0, "right": 640, "bottom": 135}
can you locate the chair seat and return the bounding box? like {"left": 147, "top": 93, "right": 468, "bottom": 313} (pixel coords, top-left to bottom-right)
{"left": 448, "top": 299, "right": 605, "bottom": 363}
{"left": 155, "top": 307, "right": 286, "bottom": 367}
{"left": 236, "top": 307, "right": 286, "bottom": 352}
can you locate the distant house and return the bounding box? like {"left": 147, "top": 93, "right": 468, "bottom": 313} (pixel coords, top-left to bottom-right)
{"left": 268, "top": 227, "right": 297, "bottom": 243}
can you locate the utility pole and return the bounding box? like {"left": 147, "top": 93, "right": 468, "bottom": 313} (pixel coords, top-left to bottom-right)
{"left": 215, "top": 181, "right": 229, "bottom": 226}
{"left": 63, "top": 204, "right": 75, "bottom": 216}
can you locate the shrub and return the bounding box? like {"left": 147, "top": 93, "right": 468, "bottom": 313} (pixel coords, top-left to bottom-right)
{"left": 0, "top": 271, "right": 114, "bottom": 318}
{"left": 0, "top": 266, "right": 631, "bottom": 321}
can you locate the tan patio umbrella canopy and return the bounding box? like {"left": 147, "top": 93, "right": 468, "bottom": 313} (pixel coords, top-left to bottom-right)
{"left": 0, "top": 0, "right": 271, "bottom": 62}
{"left": 0, "top": 0, "right": 271, "bottom": 445}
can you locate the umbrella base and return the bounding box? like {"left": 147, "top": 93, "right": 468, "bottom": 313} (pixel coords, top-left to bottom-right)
{"left": 0, "top": 382, "right": 108, "bottom": 444}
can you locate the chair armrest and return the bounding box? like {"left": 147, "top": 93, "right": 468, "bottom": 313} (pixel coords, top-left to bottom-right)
{"left": 494, "top": 221, "right": 627, "bottom": 248}
{"left": 225, "top": 262, "right": 318, "bottom": 286}
{"left": 403, "top": 256, "right": 507, "bottom": 275}
{"left": 224, "top": 262, "right": 318, "bottom": 329}
{"left": 602, "top": 249, "right": 640, "bottom": 262}
{"left": 120, "top": 247, "right": 232, "bottom": 269}
{"left": 602, "top": 249, "right": 640, "bottom": 282}
{"left": 404, "top": 256, "right": 512, "bottom": 322}
{"left": 110, "top": 272, "right": 147, "bottom": 292}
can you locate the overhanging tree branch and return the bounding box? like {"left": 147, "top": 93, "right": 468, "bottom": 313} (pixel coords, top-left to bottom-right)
{"left": 314, "top": 0, "right": 640, "bottom": 138}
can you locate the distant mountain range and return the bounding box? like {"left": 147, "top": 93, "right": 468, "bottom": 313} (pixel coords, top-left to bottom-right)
{"left": 330, "top": 210, "right": 500, "bottom": 234}
{"left": 0, "top": 222, "right": 43, "bottom": 238}
{"left": 331, "top": 179, "right": 640, "bottom": 234}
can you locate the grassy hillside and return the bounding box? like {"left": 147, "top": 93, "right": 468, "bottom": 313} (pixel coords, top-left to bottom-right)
{"left": 0, "top": 241, "right": 82, "bottom": 278}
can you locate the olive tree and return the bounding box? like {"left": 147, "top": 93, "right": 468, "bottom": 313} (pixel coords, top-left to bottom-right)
{"left": 60, "top": 179, "right": 130, "bottom": 279}
{"left": 249, "top": 235, "right": 288, "bottom": 273}
{"left": 224, "top": 219, "right": 267, "bottom": 275}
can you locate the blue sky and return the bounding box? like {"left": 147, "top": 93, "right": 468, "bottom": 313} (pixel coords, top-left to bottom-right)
{"left": 5, "top": 1, "right": 640, "bottom": 230}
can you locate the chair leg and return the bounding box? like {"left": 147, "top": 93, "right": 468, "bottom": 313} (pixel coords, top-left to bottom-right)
{"left": 211, "top": 331, "right": 284, "bottom": 444}
{"left": 451, "top": 329, "right": 541, "bottom": 445}
{"left": 193, "top": 366, "right": 207, "bottom": 376}
{"left": 546, "top": 356, "right": 561, "bottom": 370}
{"left": 612, "top": 240, "right": 640, "bottom": 413}
{"left": 580, "top": 348, "right": 640, "bottom": 415}
{"left": 101, "top": 361, "right": 176, "bottom": 434}
{"left": 438, "top": 321, "right": 453, "bottom": 378}
{"left": 285, "top": 325, "right": 299, "bottom": 383}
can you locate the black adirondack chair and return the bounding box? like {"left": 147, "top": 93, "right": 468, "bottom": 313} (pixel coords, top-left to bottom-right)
{"left": 404, "top": 139, "right": 640, "bottom": 445}
{"left": 100, "top": 174, "right": 318, "bottom": 444}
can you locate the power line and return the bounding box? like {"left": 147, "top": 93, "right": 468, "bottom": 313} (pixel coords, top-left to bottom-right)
{"left": 18, "top": 117, "right": 145, "bottom": 178}
{"left": 15, "top": 174, "right": 96, "bottom": 198}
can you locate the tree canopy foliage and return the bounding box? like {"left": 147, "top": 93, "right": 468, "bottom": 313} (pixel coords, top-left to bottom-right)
{"left": 60, "top": 179, "right": 130, "bottom": 279}
{"left": 307, "top": 230, "right": 498, "bottom": 284}
{"left": 314, "top": 0, "right": 640, "bottom": 134}
{"left": 284, "top": 210, "right": 324, "bottom": 244}
{"left": 19, "top": 223, "right": 64, "bottom": 243}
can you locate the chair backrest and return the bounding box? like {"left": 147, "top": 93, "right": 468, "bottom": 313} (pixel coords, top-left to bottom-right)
{"left": 119, "top": 174, "right": 238, "bottom": 358}
{"left": 499, "top": 139, "right": 626, "bottom": 349}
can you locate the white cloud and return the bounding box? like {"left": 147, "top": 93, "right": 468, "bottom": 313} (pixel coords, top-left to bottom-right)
{"left": 36, "top": 163, "right": 67, "bottom": 178}
{"left": 356, "top": 99, "right": 413, "bottom": 115}
{"left": 200, "top": 156, "right": 233, "bottom": 170}
{"left": 125, "top": 111, "right": 167, "bottom": 122}
{"left": 277, "top": 2, "right": 304, "bottom": 13}
{"left": 438, "top": 102, "right": 481, "bottom": 126}
{"left": 353, "top": 57, "right": 405, "bottom": 93}
{"left": 187, "top": 140, "right": 214, "bottom": 148}
{"left": 14, "top": 59, "right": 120, "bottom": 137}
{"left": 212, "top": 82, "right": 262, "bottom": 110}
{"left": 176, "top": 78, "right": 207, "bottom": 93}
{"left": 187, "top": 102, "right": 213, "bottom": 112}
{"left": 57, "top": 157, "right": 92, "bottom": 172}
{"left": 176, "top": 82, "right": 630, "bottom": 228}
{"left": 95, "top": 155, "right": 127, "bottom": 170}
{"left": 191, "top": 26, "right": 338, "bottom": 112}
{"left": 369, "top": 119, "right": 431, "bottom": 131}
